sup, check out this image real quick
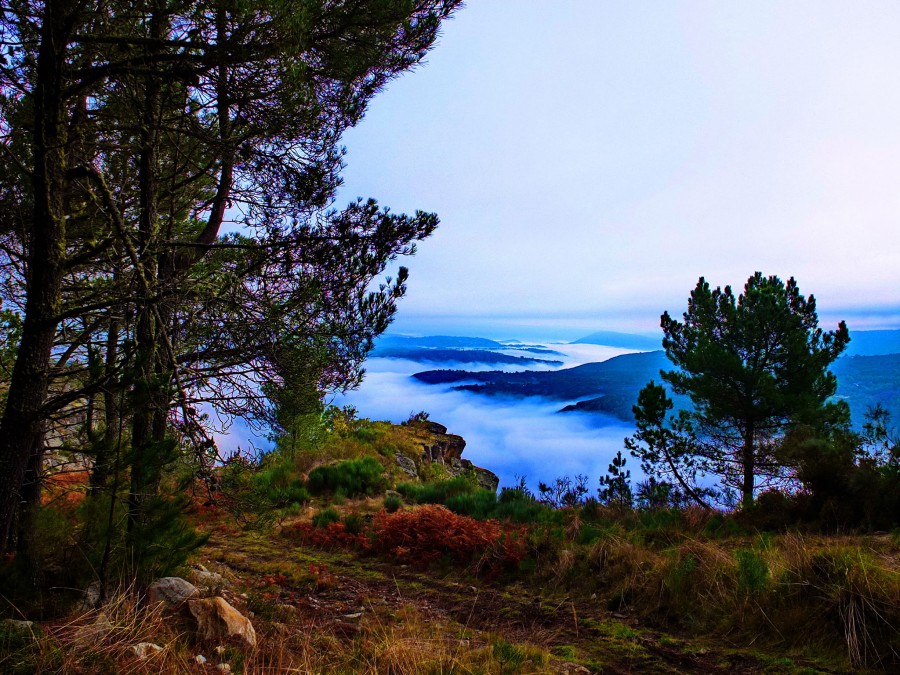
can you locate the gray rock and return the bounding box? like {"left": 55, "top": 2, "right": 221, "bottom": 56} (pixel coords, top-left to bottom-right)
{"left": 419, "top": 421, "right": 448, "bottom": 435}
{"left": 131, "top": 642, "right": 163, "bottom": 658}
{"left": 2, "top": 619, "right": 34, "bottom": 632}
{"left": 148, "top": 577, "right": 199, "bottom": 607}
{"left": 444, "top": 458, "right": 499, "bottom": 492}
{"left": 191, "top": 566, "right": 225, "bottom": 590}
{"left": 73, "top": 612, "right": 113, "bottom": 646}
{"left": 75, "top": 580, "right": 103, "bottom": 613}
{"left": 394, "top": 453, "right": 418, "bottom": 479}
{"left": 474, "top": 466, "right": 500, "bottom": 492}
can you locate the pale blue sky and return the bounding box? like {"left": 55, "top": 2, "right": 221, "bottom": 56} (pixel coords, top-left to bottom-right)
{"left": 337, "top": 1, "right": 900, "bottom": 338}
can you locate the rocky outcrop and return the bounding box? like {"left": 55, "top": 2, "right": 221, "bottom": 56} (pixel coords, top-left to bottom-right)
{"left": 403, "top": 421, "right": 499, "bottom": 492}
{"left": 395, "top": 453, "right": 418, "bottom": 479}
{"left": 188, "top": 597, "right": 256, "bottom": 648}
{"left": 445, "top": 458, "right": 500, "bottom": 492}
{"left": 411, "top": 420, "right": 466, "bottom": 464}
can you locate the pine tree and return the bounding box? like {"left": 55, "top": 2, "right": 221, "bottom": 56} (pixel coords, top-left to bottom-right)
{"left": 645, "top": 272, "right": 849, "bottom": 508}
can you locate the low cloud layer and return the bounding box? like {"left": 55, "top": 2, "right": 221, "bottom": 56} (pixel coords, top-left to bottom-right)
{"left": 333, "top": 346, "right": 640, "bottom": 492}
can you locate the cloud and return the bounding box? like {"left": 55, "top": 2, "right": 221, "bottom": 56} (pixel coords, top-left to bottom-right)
{"left": 333, "top": 349, "right": 640, "bottom": 492}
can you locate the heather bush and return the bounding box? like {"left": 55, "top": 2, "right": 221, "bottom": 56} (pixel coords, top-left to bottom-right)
{"left": 311, "top": 508, "right": 340, "bottom": 528}
{"left": 383, "top": 493, "right": 403, "bottom": 513}
{"left": 395, "top": 475, "right": 477, "bottom": 504}
{"left": 307, "top": 457, "right": 386, "bottom": 497}
{"left": 371, "top": 505, "right": 526, "bottom": 572}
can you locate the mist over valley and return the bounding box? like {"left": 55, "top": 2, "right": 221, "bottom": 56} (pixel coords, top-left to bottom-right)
{"left": 332, "top": 328, "right": 900, "bottom": 492}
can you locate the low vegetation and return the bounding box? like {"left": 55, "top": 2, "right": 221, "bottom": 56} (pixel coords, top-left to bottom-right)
{"left": 3, "top": 411, "right": 897, "bottom": 673}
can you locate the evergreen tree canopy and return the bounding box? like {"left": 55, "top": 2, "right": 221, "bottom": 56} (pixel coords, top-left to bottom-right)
{"left": 0, "top": 0, "right": 462, "bottom": 558}
{"left": 635, "top": 273, "right": 850, "bottom": 508}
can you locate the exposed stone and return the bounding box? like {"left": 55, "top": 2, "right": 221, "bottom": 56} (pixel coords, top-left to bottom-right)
{"left": 73, "top": 612, "right": 114, "bottom": 646}
{"left": 440, "top": 434, "right": 466, "bottom": 460}
{"left": 131, "top": 642, "right": 163, "bottom": 658}
{"left": 2, "top": 619, "right": 34, "bottom": 632}
{"left": 444, "top": 458, "right": 499, "bottom": 493}
{"left": 473, "top": 466, "right": 500, "bottom": 492}
{"left": 75, "top": 580, "right": 102, "bottom": 612}
{"left": 190, "top": 565, "right": 225, "bottom": 590}
{"left": 444, "top": 457, "right": 467, "bottom": 478}
{"left": 420, "top": 421, "right": 448, "bottom": 435}
{"left": 148, "top": 577, "right": 199, "bottom": 608}
{"left": 188, "top": 597, "right": 257, "bottom": 648}
{"left": 394, "top": 453, "right": 418, "bottom": 479}
{"left": 418, "top": 423, "right": 467, "bottom": 464}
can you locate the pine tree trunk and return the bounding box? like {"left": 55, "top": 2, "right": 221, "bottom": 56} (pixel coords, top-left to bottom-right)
{"left": 741, "top": 424, "right": 755, "bottom": 508}
{"left": 0, "top": 1, "right": 71, "bottom": 554}
{"left": 127, "top": 10, "right": 164, "bottom": 547}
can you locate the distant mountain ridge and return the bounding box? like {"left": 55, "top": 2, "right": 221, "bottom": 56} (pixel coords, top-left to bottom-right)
{"left": 371, "top": 347, "right": 562, "bottom": 366}
{"left": 571, "top": 330, "right": 661, "bottom": 351}
{"left": 569, "top": 328, "right": 900, "bottom": 357}
{"left": 376, "top": 335, "right": 505, "bottom": 350}
{"left": 845, "top": 329, "right": 900, "bottom": 356}
{"left": 372, "top": 334, "right": 564, "bottom": 366}
{"left": 413, "top": 350, "right": 900, "bottom": 428}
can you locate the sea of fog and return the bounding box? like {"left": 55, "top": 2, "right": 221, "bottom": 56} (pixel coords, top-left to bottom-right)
{"left": 329, "top": 341, "right": 641, "bottom": 491}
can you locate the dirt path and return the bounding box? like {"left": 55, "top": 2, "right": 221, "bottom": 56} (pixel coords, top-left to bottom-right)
{"left": 200, "top": 528, "right": 842, "bottom": 674}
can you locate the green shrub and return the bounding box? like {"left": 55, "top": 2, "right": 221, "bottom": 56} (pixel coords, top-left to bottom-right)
{"left": 702, "top": 513, "right": 746, "bottom": 538}
{"left": 400, "top": 478, "right": 554, "bottom": 525}
{"left": 383, "top": 493, "right": 403, "bottom": 513}
{"left": 312, "top": 508, "right": 340, "bottom": 528}
{"left": 307, "top": 457, "right": 386, "bottom": 497}
{"left": 396, "top": 475, "right": 477, "bottom": 504}
{"left": 342, "top": 513, "right": 365, "bottom": 535}
{"left": 492, "top": 639, "right": 526, "bottom": 671}
{"left": 445, "top": 490, "right": 498, "bottom": 519}
{"left": 493, "top": 491, "right": 554, "bottom": 525}
{"left": 353, "top": 427, "right": 379, "bottom": 444}
{"left": 735, "top": 549, "right": 769, "bottom": 596}
{"left": 252, "top": 460, "right": 309, "bottom": 506}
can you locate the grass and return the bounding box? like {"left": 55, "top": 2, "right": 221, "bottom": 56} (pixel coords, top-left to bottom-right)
{"left": 4, "top": 419, "right": 899, "bottom": 673}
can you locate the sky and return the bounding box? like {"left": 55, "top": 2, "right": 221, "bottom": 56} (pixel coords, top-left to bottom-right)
{"left": 336, "top": 0, "right": 900, "bottom": 340}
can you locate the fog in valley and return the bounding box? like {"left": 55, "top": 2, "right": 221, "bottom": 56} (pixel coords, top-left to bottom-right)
{"left": 330, "top": 342, "right": 641, "bottom": 491}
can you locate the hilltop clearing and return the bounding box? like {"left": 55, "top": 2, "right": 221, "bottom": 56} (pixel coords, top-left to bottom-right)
{"left": 2, "top": 418, "right": 896, "bottom": 673}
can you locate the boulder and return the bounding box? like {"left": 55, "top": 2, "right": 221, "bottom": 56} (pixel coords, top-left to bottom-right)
{"left": 421, "top": 421, "right": 448, "bottom": 435}
{"left": 473, "top": 466, "right": 500, "bottom": 492}
{"left": 440, "top": 434, "right": 466, "bottom": 460}
{"left": 148, "top": 577, "right": 199, "bottom": 607}
{"left": 190, "top": 565, "right": 225, "bottom": 590}
{"left": 131, "top": 642, "right": 163, "bottom": 658}
{"left": 73, "top": 612, "right": 114, "bottom": 646}
{"left": 188, "top": 597, "right": 256, "bottom": 648}
{"left": 445, "top": 458, "right": 499, "bottom": 492}
{"left": 394, "top": 453, "right": 418, "bottom": 479}
{"left": 75, "top": 580, "right": 102, "bottom": 612}
{"left": 419, "top": 425, "right": 466, "bottom": 463}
